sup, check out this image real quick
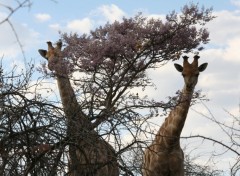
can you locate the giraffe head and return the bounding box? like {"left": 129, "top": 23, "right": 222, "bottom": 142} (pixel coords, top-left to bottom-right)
{"left": 174, "top": 55, "right": 208, "bottom": 91}
{"left": 38, "top": 41, "right": 63, "bottom": 71}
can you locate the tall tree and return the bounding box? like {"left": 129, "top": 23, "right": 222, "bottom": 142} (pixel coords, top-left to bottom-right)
{"left": 0, "top": 3, "right": 218, "bottom": 175}
{"left": 56, "top": 3, "right": 214, "bottom": 174}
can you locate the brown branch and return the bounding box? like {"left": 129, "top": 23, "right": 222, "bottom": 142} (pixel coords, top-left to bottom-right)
{"left": 182, "top": 135, "right": 240, "bottom": 156}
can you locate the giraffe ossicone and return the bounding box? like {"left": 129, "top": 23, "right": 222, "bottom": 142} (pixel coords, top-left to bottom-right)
{"left": 142, "top": 55, "right": 208, "bottom": 176}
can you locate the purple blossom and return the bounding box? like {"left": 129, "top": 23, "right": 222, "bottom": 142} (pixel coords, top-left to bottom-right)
{"left": 59, "top": 4, "right": 214, "bottom": 111}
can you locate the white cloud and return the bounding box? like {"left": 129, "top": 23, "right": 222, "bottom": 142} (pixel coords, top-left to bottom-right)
{"left": 35, "top": 13, "right": 51, "bottom": 22}
{"left": 49, "top": 23, "right": 61, "bottom": 31}
{"left": 207, "top": 10, "right": 240, "bottom": 45}
{"left": 98, "top": 4, "right": 126, "bottom": 23}
{"left": 231, "top": 0, "right": 240, "bottom": 7}
{"left": 47, "top": 4, "right": 125, "bottom": 34}
{"left": 48, "top": 18, "right": 93, "bottom": 34}
{"left": 66, "top": 18, "right": 93, "bottom": 34}
{"left": 222, "top": 38, "right": 240, "bottom": 63}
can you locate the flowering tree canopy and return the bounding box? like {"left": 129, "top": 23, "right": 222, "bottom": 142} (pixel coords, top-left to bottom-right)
{"left": 60, "top": 4, "right": 214, "bottom": 129}
{"left": 53, "top": 6, "right": 214, "bottom": 174}
{"left": 38, "top": 3, "right": 215, "bottom": 175}
{"left": 3, "top": 2, "right": 240, "bottom": 176}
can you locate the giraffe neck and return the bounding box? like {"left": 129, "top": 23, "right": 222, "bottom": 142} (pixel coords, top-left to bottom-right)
{"left": 155, "top": 85, "right": 194, "bottom": 148}
{"left": 56, "top": 74, "right": 91, "bottom": 128}
{"left": 56, "top": 75, "right": 78, "bottom": 114}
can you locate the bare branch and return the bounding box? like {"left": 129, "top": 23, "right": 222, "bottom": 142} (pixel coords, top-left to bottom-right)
{"left": 182, "top": 135, "right": 240, "bottom": 156}
{"left": 0, "top": 0, "right": 32, "bottom": 66}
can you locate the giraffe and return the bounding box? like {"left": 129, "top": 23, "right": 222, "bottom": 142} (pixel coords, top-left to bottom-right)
{"left": 38, "top": 41, "right": 119, "bottom": 176}
{"left": 142, "top": 55, "right": 208, "bottom": 176}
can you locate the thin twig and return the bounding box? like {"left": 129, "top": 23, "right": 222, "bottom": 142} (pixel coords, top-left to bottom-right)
{"left": 182, "top": 135, "right": 240, "bottom": 156}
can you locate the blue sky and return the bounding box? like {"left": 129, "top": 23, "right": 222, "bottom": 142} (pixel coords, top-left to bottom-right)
{"left": 1, "top": 0, "right": 240, "bottom": 175}
{"left": 1, "top": 0, "right": 240, "bottom": 59}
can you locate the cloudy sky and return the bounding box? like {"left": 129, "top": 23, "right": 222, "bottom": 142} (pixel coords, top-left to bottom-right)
{"left": 0, "top": 0, "right": 239, "bottom": 175}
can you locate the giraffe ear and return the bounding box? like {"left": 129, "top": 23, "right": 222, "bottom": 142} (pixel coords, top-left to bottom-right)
{"left": 38, "top": 49, "right": 48, "bottom": 60}
{"left": 198, "top": 63, "right": 208, "bottom": 72}
{"left": 174, "top": 63, "right": 183, "bottom": 72}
